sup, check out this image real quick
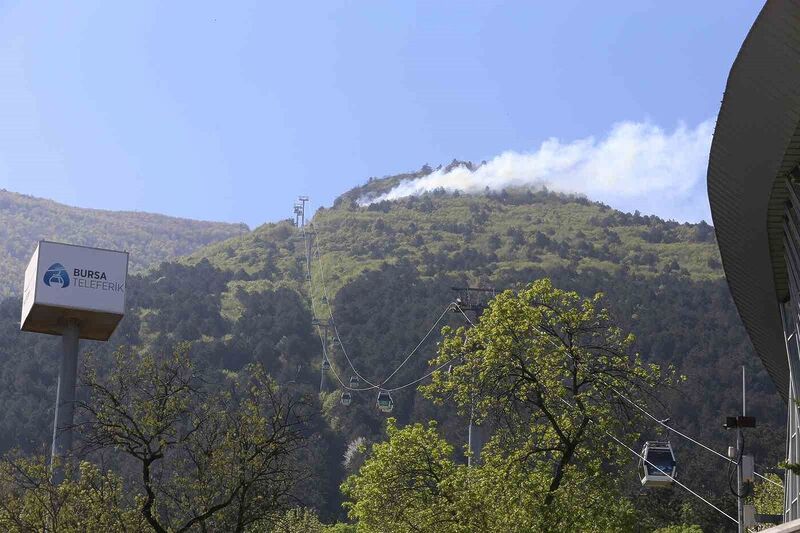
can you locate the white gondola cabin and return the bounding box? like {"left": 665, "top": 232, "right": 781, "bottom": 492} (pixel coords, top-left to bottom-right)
{"left": 639, "top": 441, "right": 676, "bottom": 487}
{"left": 341, "top": 392, "right": 352, "bottom": 406}
{"left": 349, "top": 376, "right": 360, "bottom": 388}
{"left": 377, "top": 391, "right": 394, "bottom": 413}
{"left": 322, "top": 358, "right": 331, "bottom": 371}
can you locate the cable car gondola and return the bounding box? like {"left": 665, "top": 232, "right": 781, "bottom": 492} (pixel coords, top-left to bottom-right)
{"left": 639, "top": 441, "right": 676, "bottom": 487}
{"left": 341, "top": 392, "right": 352, "bottom": 406}
{"left": 376, "top": 390, "right": 394, "bottom": 413}
{"left": 349, "top": 376, "right": 360, "bottom": 388}
{"left": 322, "top": 358, "right": 331, "bottom": 371}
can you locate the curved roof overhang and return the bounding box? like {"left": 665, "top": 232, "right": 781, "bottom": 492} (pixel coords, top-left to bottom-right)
{"left": 708, "top": 0, "right": 800, "bottom": 402}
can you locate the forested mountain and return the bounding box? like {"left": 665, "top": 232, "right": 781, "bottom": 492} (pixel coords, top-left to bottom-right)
{"left": 0, "top": 189, "right": 248, "bottom": 297}
{"left": 0, "top": 168, "right": 785, "bottom": 531}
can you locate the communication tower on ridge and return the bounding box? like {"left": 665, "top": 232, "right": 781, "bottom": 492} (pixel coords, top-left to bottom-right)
{"left": 293, "top": 203, "right": 303, "bottom": 227}
{"left": 297, "top": 196, "right": 309, "bottom": 227}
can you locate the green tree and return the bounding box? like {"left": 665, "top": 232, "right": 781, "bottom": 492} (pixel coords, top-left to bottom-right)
{"left": 77, "top": 345, "right": 307, "bottom": 532}
{"left": 342, "top": 417, "right": 637, "bottom": 532}
{"left": 749, "top": 473, "right": 783, "bottom": 531}
{"left": 0, "top": 455, "right": 146, "bottom": 532}
{"left": 341, "top": 419, "right": 461, "bottom": 532}
{"left": 419, "top": 279, "right": 675, "bottom": 530}
{"left": 652, "top": 526, "right": 703, "bottom": 533}
{"left": 270, "top": 507, "right": 326, "bottom": 532}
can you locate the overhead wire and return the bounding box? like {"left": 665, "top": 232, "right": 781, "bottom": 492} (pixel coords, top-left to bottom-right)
{"left": 457, "top": 301, "right": 740, "bottom": 523}
{"left": 544, "top": 391, "right": 739, "bottom": 524}
{"left": 301, "top": 212, "right": 352, "bottom": 393}
{"left": 454, "top": 301, "right": 782, "bottom": 492}
{"left": 611, "top": 383, "right": 782, "bottom": 489}
{"left": 306, "top": 223, "right": 380, "bottom": 388}
{"left": 609, "top": 428, "right": 739, "bottom": 524}
{"left": 302, "top": 218, "right": 461, "bottom": 393}
{"left": 306, "top": 213, "right": 780, "bottom": 497}
{"left": 434, "top": 308, "right": 737, "bottom": 522}
{"left": 379, "top": 305, "right": 453, "bottom": 387}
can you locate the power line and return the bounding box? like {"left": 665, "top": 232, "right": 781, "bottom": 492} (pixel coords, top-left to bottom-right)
{"left": 493, "top": 299, "right": 782, "bottom": 491}
{"left": 455, "top": 303, "right": 741, "bottom": 523}
{"left": 609, "top": 430, "right": 739, "bottom": 525}
{"left": 304, "top": 211, "right": 779, "bottom": 502}
{"left": 611, "top": 384, "right": 782, "bottom": 489}
{"left": 545, "top": 392, "right": 739, "bottom": 524}
{"left": 456, "top": 297, "right": 782, "bottom": 500}
{"left": 307, "top": 224, "right": 380, "bottom": 388}
{"left": 379, "top": 305, "right": 453, "bottom": 387}
{"left": 303, "top": 218, "right": 461, "bottom": 393}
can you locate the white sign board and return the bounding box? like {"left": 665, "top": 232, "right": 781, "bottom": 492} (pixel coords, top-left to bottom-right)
{"left": 21, "top": 241, "right": 128, "bottom": 341}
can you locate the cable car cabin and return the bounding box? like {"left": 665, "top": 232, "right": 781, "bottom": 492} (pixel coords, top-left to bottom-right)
{"left": 341, "top": 392, "right": 352, "bottom": 406}
{"left": 349, "top": 376, "right": 359, "bottom": 388}
{"left": 322, "top": 358, "right": 331, "bottom": 370}
{"left": 377, "top": 391, "right": 394, "bottom": 413}
{"left": 639, "top": 441, "right": 676, "bottom": 487}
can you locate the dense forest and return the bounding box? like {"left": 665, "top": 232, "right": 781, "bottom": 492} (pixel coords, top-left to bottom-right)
{"left": 0, "top": 189, "right": 248, "bottom": 297}
{"left": 0, "top": 168, "right": 786, "bottom": 531}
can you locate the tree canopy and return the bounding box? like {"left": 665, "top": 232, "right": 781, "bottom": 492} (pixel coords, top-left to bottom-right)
{"left": 344, "top": 280, "right": 678, "bottom": 532}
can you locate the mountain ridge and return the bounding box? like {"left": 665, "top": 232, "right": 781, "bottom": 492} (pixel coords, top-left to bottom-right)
{"left": 0, "top": 188, "right": 249, "bottom": 297}
{"left": 0, "top": 171, "right": 783, "bottom": 529}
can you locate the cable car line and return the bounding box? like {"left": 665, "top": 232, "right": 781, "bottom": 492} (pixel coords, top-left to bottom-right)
{"left": 378, "top": 304, "right": 454, "bottom": 387}
{"left": 456, "top": 305, "right": 736, "bottom": 524}
{"left": 609, "top": 430, "right": 738, "bottom": 525}
{"left": 551, "top": 394, "right": 738, "bottom": 525}
{"left": 300, "top": 206, "right": 771, "bottom": 493}
{"left": 306, "top": 224, "right": 380, "bottom": 388}
{"left": 374, "top": 308, "right": 473, "bottom": 393}
{"left": 609, "top": 381, "right": 782, "bottom": 489}
{"left": 301, "top": 219, "right": 381, "bottom": 389}
{"left": 497, "top": 298, "right": 782, "bottom": 491}
{"left": 303, "top": 222, "right": 450, "bottom": 392}
{"left": 305, "top": 220, "right": 463, "bottom": 394}
{"left": 457, "top": 298, "right": 781, "bottom": 490}
{"left": 317, "top": 305, "right": 460, "bottom": 393}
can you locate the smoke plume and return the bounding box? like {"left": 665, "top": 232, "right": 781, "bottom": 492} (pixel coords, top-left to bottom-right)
{"left": 363, "top": 119, "right": 715, "bottom": 222}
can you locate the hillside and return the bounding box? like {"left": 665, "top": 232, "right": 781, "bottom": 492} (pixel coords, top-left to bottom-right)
{"left": 0, "top": 189, "right": 249, "bottom": 297}
{"left": 186, "top": 175, "right": 721, "bottom": 305}
{"left": 0, "top": 171, "right": 784, "bottom": 530}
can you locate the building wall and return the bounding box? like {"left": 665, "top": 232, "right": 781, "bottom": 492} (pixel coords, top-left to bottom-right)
{"left": 782, "top": 184, "right": 800, "bottom": 520}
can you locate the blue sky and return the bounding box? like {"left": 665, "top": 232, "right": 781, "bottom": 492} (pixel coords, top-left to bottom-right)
{"left": 0, "top": 1, "right": 760, "bottom": 227}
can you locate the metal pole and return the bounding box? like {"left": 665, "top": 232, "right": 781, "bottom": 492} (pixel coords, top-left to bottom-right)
{"left": 51, "top": 320, "right": 80, "bottom": 482}
{"left": 743, "top": 366, "right": 746, "bottom": 418}
{"left": 468, "top": 405, "right": 473, "bottom": 467}
{"left": 319, "top": 328, "right": 327, "bottom": 393}
{"left": 737, "top": 366, "right": 745, "bottom": 533}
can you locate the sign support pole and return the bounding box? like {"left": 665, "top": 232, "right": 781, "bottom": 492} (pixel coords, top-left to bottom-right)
{"left": 50, "top": 319, "right": 80, "bottom": 482}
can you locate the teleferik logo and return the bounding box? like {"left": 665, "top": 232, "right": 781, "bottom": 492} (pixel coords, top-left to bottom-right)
{"left": 43, "top": 263, "right": 70, "bottom": 288}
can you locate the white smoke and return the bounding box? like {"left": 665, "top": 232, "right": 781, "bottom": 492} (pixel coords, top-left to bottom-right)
{"left": 363, "top": 119, "right": 715, "bottom": 222}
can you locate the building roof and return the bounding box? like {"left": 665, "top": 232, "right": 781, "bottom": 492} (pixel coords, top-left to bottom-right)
{"left": 708, "top": 0, "right": 800, "bottom": 401}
